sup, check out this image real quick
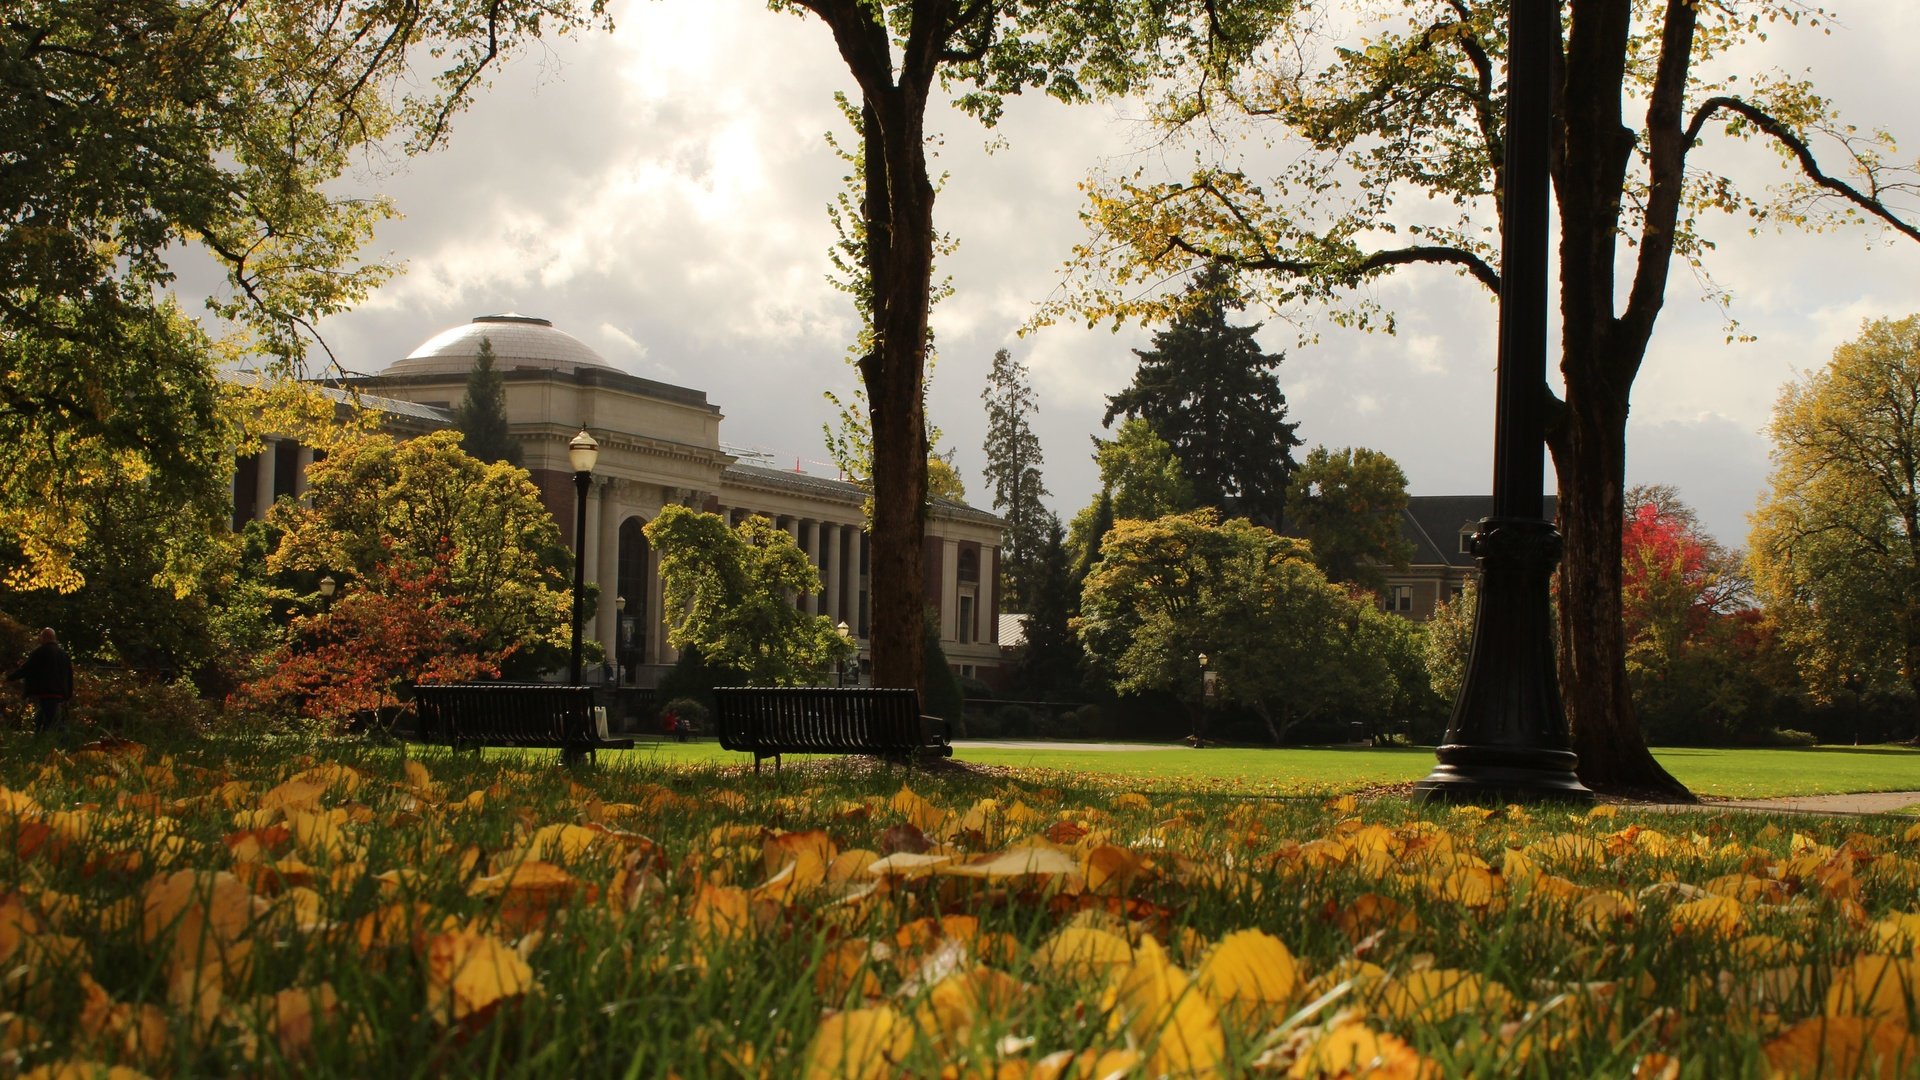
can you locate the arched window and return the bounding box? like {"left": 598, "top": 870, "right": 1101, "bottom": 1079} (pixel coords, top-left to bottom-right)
{"left": 957, "top": 548, "right": 979, "bottom": 584}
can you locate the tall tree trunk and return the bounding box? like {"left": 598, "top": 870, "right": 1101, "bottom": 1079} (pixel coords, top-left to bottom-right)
{"left": 861, "top": 92, "right": 933, "bottom": 693}
{"left": 1553, "top": 372, "right": 1690, "bottom": 798}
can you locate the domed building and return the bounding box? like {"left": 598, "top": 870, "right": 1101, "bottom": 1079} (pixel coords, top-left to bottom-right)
{"left": 232, "top": 314, "right": 1006, "bottom": 689}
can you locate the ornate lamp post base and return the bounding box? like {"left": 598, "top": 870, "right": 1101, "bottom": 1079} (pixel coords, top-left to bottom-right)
{"left": 1413, "top": 518, "right": 1592, "bottom": 804}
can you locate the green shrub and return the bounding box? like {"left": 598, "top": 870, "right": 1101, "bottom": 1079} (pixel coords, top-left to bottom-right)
{"left": 660, "top": 696, "right": 710, "bottom": 736}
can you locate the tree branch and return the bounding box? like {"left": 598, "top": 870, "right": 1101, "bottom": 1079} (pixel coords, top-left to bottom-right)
{"left": 1164, "top": 235, "right": 1499, "bottom": 294}
{"left": 1688, "top": 95, "right": 1920, "bottom": 244}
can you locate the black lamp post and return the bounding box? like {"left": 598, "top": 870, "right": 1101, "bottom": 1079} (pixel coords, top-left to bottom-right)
{"left": 318, "top": 574, "right": 336, "bottom": 614}
{"left": 567, "top": 430, "right": 599, "bottom": 686}
{"left": 1413, "top": 0, "right": 1592, "bottom": 804}
{"left": 836, "top": 620, "right": 852, "bottom": 686}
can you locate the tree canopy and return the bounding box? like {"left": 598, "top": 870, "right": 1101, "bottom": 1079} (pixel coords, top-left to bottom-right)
{"left": 645, "top": 505, "right": 851, "bottom": 686}
{"left": 1286, "top": 446, "right": 1414, "bottom": 594}
{"left": 1075, "top": 509, "right": 1407, "bottom": 743}
{"left": 0, "top": 0, "right": 607, "bottom": 594}
{"left": 1103, "top": 267, "right": 1301, "bottom": 526}
{"left": 1066, "top": 419, "right": 1195, "bottom": 571}
{"left": 1049, "top": 0, "right": 1920, "bottom": 794}
{"left": 1750, "top": 315, "right": 1920, "bottom": 736}
{"left": 267, "top": 429, "right": 571, "bottom": 667}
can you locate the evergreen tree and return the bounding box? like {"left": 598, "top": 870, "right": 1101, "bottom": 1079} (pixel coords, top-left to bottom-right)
{"left": 454, "top": 338, "right": 521, "bottom": 467}
{"left": 980, "top": 348, "right": 1050, "bottom": 609}
{"left": 1103, "top": 266, "right": 1301, "bottom": 526}
{"left": 1072, "top": 489, "right": 1116, "bottom": 584}
{"left": 1015, "top": 515, "right": 1085, "bottom": 700}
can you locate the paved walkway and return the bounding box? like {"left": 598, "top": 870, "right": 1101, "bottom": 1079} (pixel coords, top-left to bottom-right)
{"left": 1698, "top": 791, "right": 1920, "bottom": 816}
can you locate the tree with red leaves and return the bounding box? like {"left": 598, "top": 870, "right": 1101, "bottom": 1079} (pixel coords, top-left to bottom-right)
{"left": 238, "top": 550, "right": 508, "bottom": 726}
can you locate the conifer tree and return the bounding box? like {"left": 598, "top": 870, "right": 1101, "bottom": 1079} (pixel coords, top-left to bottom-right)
{"left": 1104, "top": 266, "right": 1300, "bottom": 526}
{"left": 980, "top": 348, "right": 1050, "bottom": 610}
{"left": 454, "top": 338, "right": 521, "bottom": 467}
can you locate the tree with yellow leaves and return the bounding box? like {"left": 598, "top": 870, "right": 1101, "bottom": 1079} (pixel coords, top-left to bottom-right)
{"left": 1750, "top": 315, "right": 1920, "bottom": 742}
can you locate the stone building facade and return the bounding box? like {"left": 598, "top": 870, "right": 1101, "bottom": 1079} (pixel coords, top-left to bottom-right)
{"left": 232, "top": 313, "right": 1006, "bottom": 687}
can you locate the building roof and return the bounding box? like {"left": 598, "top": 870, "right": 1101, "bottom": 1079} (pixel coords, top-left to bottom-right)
{"left": 720, "top": 462, "right": 1006, "bottom": 526}
{"left": 219, "top": 369, "right": 454, "bottom": 426}
{"left": 1401, "top": 495, "right": 1558, "bottom": 567}
{"left": 998, "top": 613, "right": 1027, "bottom": 648}
{"left": 383, "top": 314, "right": 616, "bottom": 378}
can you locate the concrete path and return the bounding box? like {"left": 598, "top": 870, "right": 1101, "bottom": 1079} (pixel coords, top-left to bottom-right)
{"left": 954, "top": 740, "right": 1167, "bottom": 752}
{"left": 1697, "top": 791, "right": 1920, "bottom": 816}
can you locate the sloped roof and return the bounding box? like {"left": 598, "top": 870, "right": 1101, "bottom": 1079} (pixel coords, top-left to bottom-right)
{"left": 1402, "top": 495, "right": 1558, "bottom": 567}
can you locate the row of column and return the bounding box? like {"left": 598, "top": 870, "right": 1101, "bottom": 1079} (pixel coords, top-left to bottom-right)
{"left": 242, "top": 436, "right": 317, "bottom": 523}
{"left": 722, "top": 508, "right": 865, "bottom": 633}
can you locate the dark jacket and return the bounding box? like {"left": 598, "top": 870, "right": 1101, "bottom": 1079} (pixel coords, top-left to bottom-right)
{"left": 9, "top": 642, "right": 73, "bottom": 699}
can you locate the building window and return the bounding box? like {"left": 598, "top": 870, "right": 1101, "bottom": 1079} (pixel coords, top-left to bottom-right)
{"left": 957, "top": 548, "right": 979, "bottom": 584}
{"left": 958, "top": 595, "right": 975, "bottom": 644}
{"left": 1459, "top": 530, "right": 1476, "bottom": 554}
{"left": 1389, "top": 585, "right": 1413, "bottom": 613}
{"left": 960, "top": 664, "right": 976, "bottom": 679}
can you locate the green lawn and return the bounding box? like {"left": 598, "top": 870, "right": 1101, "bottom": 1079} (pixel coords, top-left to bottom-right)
{"left": 613, "top": 738, "right": 1920, "bottom": 801}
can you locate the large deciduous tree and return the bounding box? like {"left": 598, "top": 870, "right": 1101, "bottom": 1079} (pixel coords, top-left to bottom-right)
{"left": 1286, "top": 445, "right": 1414, "bottom": 594}
{"left": 1104, "top": 266, "right": 1301, "bottom": 526}
{"left": 0, "top": 0, "right": 607, "bottom": 593}
{"left": 1750, "top": 315, "right": 1920, "bottom": 739}
{"left": 981, "top": 348, "right": 1050, "bottom": 609}
{"left": 772, "top": 0, "right": 1288, "bottom": 693}
{"left": 644, "top": 505, "right": 852, "bottom": 686}
{"left": 267, "top": 430, "right": 572, "bottom": 668}
{"left": 1055, "top": 0, "right": 1919, "bottom": 794}
{"left": 1076, "top": 509, "right": 1405, "bottom": 744}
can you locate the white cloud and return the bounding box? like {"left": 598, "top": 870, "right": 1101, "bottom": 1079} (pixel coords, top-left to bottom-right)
{"left": 307, "top": 0, "right": 1920, "bottom": 535}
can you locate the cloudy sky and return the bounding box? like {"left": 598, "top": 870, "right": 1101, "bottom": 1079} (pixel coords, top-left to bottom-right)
{"left": 311, "top": 0, "right": 1920, "bottom": 549}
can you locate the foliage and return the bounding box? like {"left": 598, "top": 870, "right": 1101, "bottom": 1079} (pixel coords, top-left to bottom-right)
{"left": 653, "top": 645, "right": 748, "bottom": 720}
{"left": 454, "top": 338, "right": 522, "bottom": 467}
{"left": 1424, "top": 582, "right": 1476, "bottom": 709}
{"left": 0, "top": 0, "right": 607, "bottom": 592}
{"left": 1012, "top": 518, "right": 1088, "bottom": 701}
{"left": 1103, "top": 266, "right": 1302, "bottom": 525}
{"left": 1076, "top": 510, "right": 1409, "bottom": 744}
{"left": 645, "top": 506, "right": 852, "bottom": 687}
{"left": 235, "top": 552, "right": 507, "bottom": 725}
{"left": 1049, "top": 0, "right": 1920, "bottom": 792}
{"left": 659, "top": 696, "right": 710, "bottom": 735}
{"left": 2, "top": 740, "right": 1920, "bottom": 1075}
{"left": 266, "top": 429, "right": 571, "bottom": 670}
{"left": 1286, "top": 446, "right": 1414, "bottom": 594}
{"left": 980, "top": 349, "right": 1051, "bottom": 610}
{"left": 1751, "top": 315, "right": 1920, "bottom": 739}
{"left": 1066, "top": 420, "right": 1194, "bottom": 572}
{"left": 921, "top": 610, "right": 966, "bottom": 724}
{"left": 1620, "top": 492, "right": 1746, "bottom": 676}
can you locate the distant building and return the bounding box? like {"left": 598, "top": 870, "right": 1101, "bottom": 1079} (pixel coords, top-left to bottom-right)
{"left": 1380, "top": 495, "right": 1557, "bottom": 621}
{"left": 231, "top": 313, "right": 1007, "bottom": 687}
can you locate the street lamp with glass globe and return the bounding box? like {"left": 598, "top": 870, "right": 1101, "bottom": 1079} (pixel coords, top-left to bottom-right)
{"left": 567, "top": 430, "right": 599, "bottom": 685}
{"left": 318, "top": 574, "right": 336, "bottom": 614}
{"left": 836, "top": 620, "right": 853, "bottom": 686}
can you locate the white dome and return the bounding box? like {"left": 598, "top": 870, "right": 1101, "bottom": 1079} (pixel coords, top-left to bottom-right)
{"left": 383, "top": 314, "right": 615, "bottom": 377}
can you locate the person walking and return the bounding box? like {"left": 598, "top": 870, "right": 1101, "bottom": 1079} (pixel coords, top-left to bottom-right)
{"left": 9, "top": 628, "right": 74, "bottom": 735}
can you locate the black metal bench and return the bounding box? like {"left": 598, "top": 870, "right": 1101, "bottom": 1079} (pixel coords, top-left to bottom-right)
{"left": 412, "top": 683, "right": 634, "bottom": 763}
{"left": 713, "top": 686, "right": 953, "bottom": 773}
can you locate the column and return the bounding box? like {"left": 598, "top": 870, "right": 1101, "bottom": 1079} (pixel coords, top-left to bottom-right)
{"left": 596, "top": 482, "right": 620, "bottom": 665}
{"left": 798, "top": 520, "right": 818, "bottom": 614}
{"left": 252, "top": 438, "right": 277, "bottom": 521}
{"left": 292, "top": 444, "right": 315, "bottom": 501}
{"left": 582, "top": 480, "right": 603, "bottom": 621}
{"left": 647, "top": 542, "right": 670, "bottom": 666}
{"left": 940, "top": 538, "right": 960, "bottom": 641}
{"left": 824, "top": 523, "right": 844, "bottom": 624}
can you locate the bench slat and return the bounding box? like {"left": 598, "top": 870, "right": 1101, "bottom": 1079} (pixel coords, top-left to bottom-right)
{"left": 412, "top": 683, "right": 633, "bottom": 758}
